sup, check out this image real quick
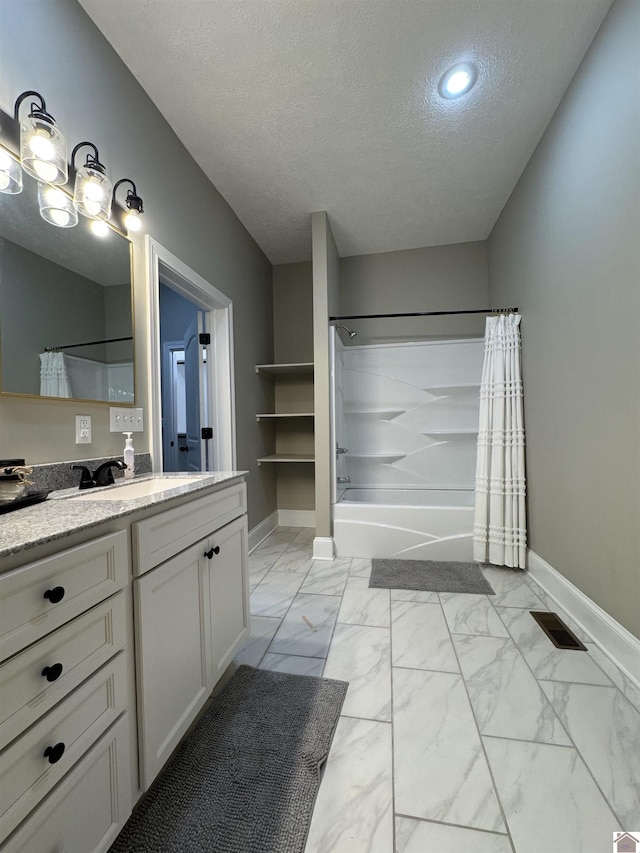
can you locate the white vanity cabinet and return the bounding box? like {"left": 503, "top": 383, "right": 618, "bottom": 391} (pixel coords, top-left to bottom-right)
{"left": 0, "top": 531, "right": 131, "bottom": 852}
{"left": 0, "top": 474, "right": 249, "bottom": 850}
{"left": 133, "top": 482, "right": 249, "bottom": 788}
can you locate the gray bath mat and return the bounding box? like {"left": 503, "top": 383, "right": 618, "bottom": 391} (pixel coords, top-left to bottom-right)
{"left": 370, "top": 558, "right": 495, "bottom": 595}
{"left": 109, "top": 665, "right": 348, "bottom": 853}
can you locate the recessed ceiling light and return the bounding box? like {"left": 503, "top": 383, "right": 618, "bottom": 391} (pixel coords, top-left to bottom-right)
{"left": 438, "top": 62, "right": 478, "bottom": 100}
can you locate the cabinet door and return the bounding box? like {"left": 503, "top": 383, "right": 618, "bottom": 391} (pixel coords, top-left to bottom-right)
{"left": 205, "top": 515, "right": 249, "bottom": 682}
{"left": 134, "top": 541, "right": 211, "bottom": 788}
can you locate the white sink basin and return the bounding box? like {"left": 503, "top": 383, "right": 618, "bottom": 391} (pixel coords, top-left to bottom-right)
{"left": 73, "top": 477, "right": 197, "bottom": 501}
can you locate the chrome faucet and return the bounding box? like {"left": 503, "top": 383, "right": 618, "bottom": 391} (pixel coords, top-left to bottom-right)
{"left": 72, "top": 460, "right": 127, "bottom": 489}
{"left": 337, "top": 476, "right": 351, "bottom": 484}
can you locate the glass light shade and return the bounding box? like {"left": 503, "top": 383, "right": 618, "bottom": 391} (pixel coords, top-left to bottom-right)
{"left": 124, "top": 208, "right": 142, "bottom": 232}
{"left": 90, "top": 219, "right": 109, "bottom": 237}
{"left": 73, "top": 164, "right": 112, "bottom": 220}
{"left": 38, "top": 183, "right": 78, "bottom": 228}
{"left": 20, "top": 114, "right": 68, "bottom": 185}
{"left": 0, "top": 149, "right": 23, "bottom": 194}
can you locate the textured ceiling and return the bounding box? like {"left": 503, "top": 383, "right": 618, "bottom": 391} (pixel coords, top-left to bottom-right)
{"left": 78, "top": 0, "right": 612, "bottom": 264}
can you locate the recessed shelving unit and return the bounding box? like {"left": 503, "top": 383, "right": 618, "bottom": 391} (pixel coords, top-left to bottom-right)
{"left": 256, "top": 412, "right": 314, "bottom": 421}
{"left": 257, "top": 453, "right": 315, "bottom": 465}
{"left": 256, "top": 362, "right": 314, "bottom": 376}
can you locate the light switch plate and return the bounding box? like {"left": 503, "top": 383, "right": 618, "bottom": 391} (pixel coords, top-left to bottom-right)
{"left": 110, "top": 407, "right": 144, "bottom": 432}
{"left": 75, "top": 414, "right": 92, "bottom": 444}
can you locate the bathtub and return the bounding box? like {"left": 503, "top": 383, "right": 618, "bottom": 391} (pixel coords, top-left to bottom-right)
{"left": 333, "top": 488, "right": 475, "bottom": 561}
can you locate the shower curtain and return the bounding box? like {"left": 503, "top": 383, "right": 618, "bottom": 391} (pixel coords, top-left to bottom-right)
{"left": 473, "top": 314, "right": 527, "bottom": 569}
{"left": 39, "top": 351, "right": 72, "bottom": 398}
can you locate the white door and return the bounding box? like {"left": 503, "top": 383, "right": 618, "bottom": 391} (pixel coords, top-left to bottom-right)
{"left": 183, "top": 315, "right": 206, "bottom": 471}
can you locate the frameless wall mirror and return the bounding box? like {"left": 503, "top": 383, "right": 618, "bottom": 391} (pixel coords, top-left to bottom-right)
{"left": 0, "top": 143, "right": 134, "bottom": 404}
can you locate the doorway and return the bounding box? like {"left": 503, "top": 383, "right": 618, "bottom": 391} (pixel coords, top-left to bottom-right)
{"left": 145, "top": 237, "right": 236, "bottom": 473}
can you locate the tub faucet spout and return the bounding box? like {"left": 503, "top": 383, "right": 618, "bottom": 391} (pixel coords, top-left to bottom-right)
{"left": 337, "top": 476, "right": 351, "bottom": 484}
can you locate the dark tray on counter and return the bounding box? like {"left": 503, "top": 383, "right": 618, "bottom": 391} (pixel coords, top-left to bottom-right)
{"left": 0, "top": 491, "right": 50, "bottom": 515}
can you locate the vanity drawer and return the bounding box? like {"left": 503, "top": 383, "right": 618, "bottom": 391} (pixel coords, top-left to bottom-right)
{"left": 0, "top": 531, "right": 128, "bottom": 663}
{"left": 133, "top": 482, "right": 246, "bottom": 575}
{"left": 1, "top": 714, "right": 132, "bottom": 853}
{"left": 0, "top": 653, "right": 127, "bottom": 839}
{"left": 0, "top": 593, "right": 126, "bottom": 748}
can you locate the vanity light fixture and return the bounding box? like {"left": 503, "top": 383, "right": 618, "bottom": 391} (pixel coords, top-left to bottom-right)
{"left": 112, "top": 178, "right": 144, "bottom": 232}
{"left": 438, "top": 62, "right": 478, "bottom": 100}
{"left": 0, "top": 148, "right": 22, "bottom": 194}
{"left": 38, "top": 183, "right": 78, "bottom": 228}
{"left": 71, "top": 142, "right": 112, "bottom": 221}
{"left": 14, "top": 91, "right": 68, "bottom": 185}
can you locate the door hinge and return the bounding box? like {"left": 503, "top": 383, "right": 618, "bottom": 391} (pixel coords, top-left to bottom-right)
{"left": 201, "top": 427, "right": 214, "bottom": 440}
{"left": 199, "top": 333, "right": 211, "bottom": 345}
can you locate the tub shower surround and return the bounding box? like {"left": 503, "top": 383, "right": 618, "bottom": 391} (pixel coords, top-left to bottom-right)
{"left": 333, "top": 338, "right": 484, "bottom": 560}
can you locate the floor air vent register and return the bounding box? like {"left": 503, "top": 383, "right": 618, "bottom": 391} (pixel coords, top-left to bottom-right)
{"left": 529, "top": 611, "right": 587, "bottom": 651}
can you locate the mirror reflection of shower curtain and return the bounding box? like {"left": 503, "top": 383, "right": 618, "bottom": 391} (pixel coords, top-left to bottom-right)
{"left": 473, "top": 313, "right": 527, "bottom": 569}
{"left": 39, "top": 351, "right": 72, "bottom": 398}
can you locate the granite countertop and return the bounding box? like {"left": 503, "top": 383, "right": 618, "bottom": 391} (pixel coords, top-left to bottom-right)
{"left": 0, "top": 472, "right": 248, "bottom": 560}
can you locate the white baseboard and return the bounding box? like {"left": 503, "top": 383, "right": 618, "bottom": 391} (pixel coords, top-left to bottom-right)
{"left": 278, "top": 509, "right": 316, "bottom": 528}
{"left": 248, "top": 511, "right": 278, "bottom": 553}
{"left": 313, "top": 537, "right": 335, "bottom": 560}
{"left": 528, "top": 549, "right": 640, "bottom": 687}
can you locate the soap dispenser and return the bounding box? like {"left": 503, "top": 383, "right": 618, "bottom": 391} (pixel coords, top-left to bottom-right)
{"left": 123, "top": 432, "right": 135, "bottom": 479}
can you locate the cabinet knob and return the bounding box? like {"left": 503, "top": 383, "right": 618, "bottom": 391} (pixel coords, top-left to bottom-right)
{"left": 42, "top": 663, "right": 64, "bottom": 682}
{"left": 204, "top": 545, "right": 221, "bottom": 559}
{"left": 43, "top": 742, "right": 66, "bottom": 764}
{"left": 43, "top": 586, "right": 65, "bottom": 604}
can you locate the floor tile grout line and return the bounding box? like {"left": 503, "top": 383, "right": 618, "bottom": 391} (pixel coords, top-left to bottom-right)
{"left": 320, "top": 558, "right": 354, "bottom": 678}
{"left": 437, "top": 592, "right": 517, "bottom": 853}
{"left": 394, "top": 812, "right": 511, "bottom": 838}
{"left": 485, "top": 581, "right": 624, "bottom": 826}
{"left": 386, "top": 581, "right": 397, "bottom": 853}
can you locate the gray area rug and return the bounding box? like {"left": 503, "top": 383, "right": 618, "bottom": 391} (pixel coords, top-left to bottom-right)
{"left": 370, "top": 558, "right": 495, "bottom": 595}
{"left": 109, "top": 665, "right": 348, "bottom": 853}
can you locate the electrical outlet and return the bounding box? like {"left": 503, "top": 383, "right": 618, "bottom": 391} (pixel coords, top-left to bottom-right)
{"left": 75, "top": 414, "right": 92, "bottom": 444}
{"left": 110, "top": 407, "right": 144, "bottom": 432}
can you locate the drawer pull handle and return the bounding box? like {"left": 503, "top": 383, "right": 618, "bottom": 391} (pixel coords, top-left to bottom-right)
{"left": 43, "top": 742, "right": 66, "bottom": 764}
{"left": 42, "top": 663, "right": 64, "bottom": 682}
{"left": 204, "top": 546, "right": 221, "bottom": 559}
{"left": 43, "top": 586, "right": 65, "bottom": 604}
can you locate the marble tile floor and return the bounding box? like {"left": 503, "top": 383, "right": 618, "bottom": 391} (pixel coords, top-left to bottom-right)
{"left": 236, "top": 527, "right": 640, "bottom": 853}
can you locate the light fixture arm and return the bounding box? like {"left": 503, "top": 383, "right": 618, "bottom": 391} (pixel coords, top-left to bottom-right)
{"left": 14, "top": 90, "right": 55, "bottom": 124}
{"left": 112, "top": 177, "right": 144, "bottom": 214}
{"left": 71, "top": 141, "right": 106, "bottom": 174}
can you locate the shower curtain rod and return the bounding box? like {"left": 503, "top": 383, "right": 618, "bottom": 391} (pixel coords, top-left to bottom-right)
{"left": 330, "top": 307, "right": 518, "bottom": 321}
{"left": 44, "top": 336, "right": 133, "bottom": 352}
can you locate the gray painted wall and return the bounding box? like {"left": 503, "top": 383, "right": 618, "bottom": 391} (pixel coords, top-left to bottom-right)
{"left": 488, "top": 0, "right": 640, "bottom": 637}
{"left": 339, "top": 241, "right": 489, "bottom": 341}
{"left": 312, "top": 212, "right": 340, "bottom": 538}
{"left": 272, "top": 262, "right": 313, "bottom": 364}
{"left": 0, "top": 0, "right": 275, "bottom": 527}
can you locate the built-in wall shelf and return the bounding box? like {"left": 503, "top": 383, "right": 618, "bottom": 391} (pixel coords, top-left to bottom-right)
{"left": 423, "top": 429, "right": 478, "bottom": 437}
{"left": 255, "top": 362, "right": 314, "bottom": 375}
{"left": 347, "top": 452, "right": 406, "bottom": 461}
{"left": 345, "top": 408, "right": 406, "bottom": 418}
{"left": 423, "top": 384, "right": 480, "bottom": 393}
{"left": 256, "top": 412, "right": 314, "bottom": 421}
{"left": 257, "top": 453, "right": 315, "bottom": 465}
